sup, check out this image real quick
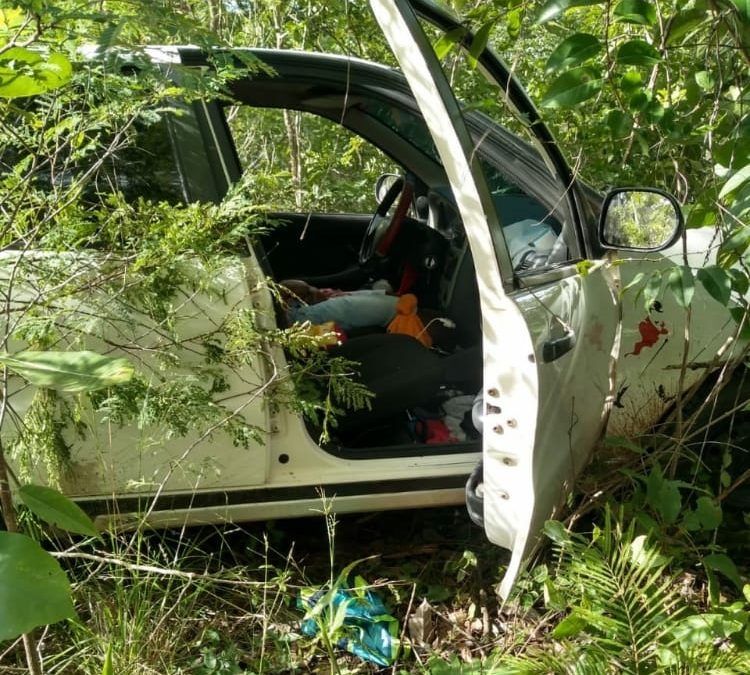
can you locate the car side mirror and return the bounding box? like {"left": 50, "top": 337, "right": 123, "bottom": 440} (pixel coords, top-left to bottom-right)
{"left": 374, "top": 173, "right": 402, "bottom": 204}
{"left": 599, "top": 188, "right": 683, "bottom": 251}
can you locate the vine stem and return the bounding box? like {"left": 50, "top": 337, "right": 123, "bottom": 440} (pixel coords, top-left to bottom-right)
{"left": 0, "top": 443, "right": 43, "bottom": 675}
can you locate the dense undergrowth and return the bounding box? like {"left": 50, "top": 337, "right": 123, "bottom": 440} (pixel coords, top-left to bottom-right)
{"left": 2, "top": 469, "right": 750, "bottom": 674}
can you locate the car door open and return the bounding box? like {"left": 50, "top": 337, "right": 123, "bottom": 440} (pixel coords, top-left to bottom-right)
{"left": 371, "top": 0, "right": 621, "bottom": 596}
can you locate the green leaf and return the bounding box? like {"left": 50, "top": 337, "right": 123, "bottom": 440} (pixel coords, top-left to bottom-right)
{"left": 646, "top": 465, "right": 682, "bottom": 524}
{"left": 616, "top": 40, "right": 662, "bottom": 66}
{"left": 545, "top": 33, "right": 601, "bottom": 73}
{"left": 607, "top": 109, "right": 633, "bottom": 138}
{"left": 719, "top": 163, "right": 750, "bottom": 200}
{"left": 19, "top": 484, "right": 98, "bottom": 537}
{"left": 672, "top": 613, "right": 744, "bottom": 649}
{"left": 667, "top": 265, "right": 694, "bottom": 309}
{"left": 544, "top": 520, "right": 571, "bottom": 545}
{"left": 576, "top": 259, "right": 595, "bottom": 276}
{"left": 604, "top": 435, "right": 643, "bottom": 453}
{"left": 728, "top": 268, "right": 749, "bottom": 296}
{"left": 101, "top": 643, "right": 114, "bottom": 675}
{"left": 620, "top": 271, "right": 646, "bottom": 297}
{"left": 433, "top": 27, "right": 466, "bottom": 60}
{"left": 536, "top": 0, "right": 605, "bottom": 24}
{"left": 0, "top": 47, "right": 72, "bottom": 98}
{"left": 695, "top": 70, "right": 715, "bottom": 92}
{"left": 506, "top": 8, "right": 522, "bottom": 39}
{"left": 685, "top": 202, "right": 717, "bottom": 229}
{"left": 730, "top": 306, "right": 750, "bottom": 340}
{"left": 697, "top": 266, "right": 732, "bottom": 307}
{"left": 703, "top": 553, "right": 741, "bottom": 590}
{"left": 718, "top": 225, "right": 750, "bottom": 267}
{"left": 683, "top": 497, "right": 723, "bottom": 532}
{"left": 641, "top": 271, "right": 663, "bottom": 311}
{"left": 551, "top": 611, "right": 589, "bottom": 638}
{"left": 614, "top": 0, "right": 658, "bottom": 25}
{"left": 468, "top": 21, "right": 494, "bottom": 64}
{"left": 540, "top": 66, "right": 602, "bottom": 108}
{"left": 0, "top": 8, "right": 25, "bottom": 31}
{"left": 666, "top": 9, "right": 710, "bottom": 46}
{"left": 0, "top": 531, "right": 76, "bottom": 641}
{"left": 729, "top": 0, "right": 750, "bottom": 21}
{"left": 0, "top": 350, "right": 134, "bottom": 392}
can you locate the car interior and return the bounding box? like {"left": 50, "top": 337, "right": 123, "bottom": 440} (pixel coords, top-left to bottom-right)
{"left": 220, "top": 58, "right": 570, "bottom": 452}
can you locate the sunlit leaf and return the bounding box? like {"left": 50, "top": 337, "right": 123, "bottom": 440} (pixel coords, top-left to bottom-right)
{"left": 0, "top": 350, "right": 134, "bottom": 392}
{"left": 0, "top": 47, "right": 72, "bottom": 98}
{"left": 620, "top": 271, "right": 646, "bottom": 297}
{"left": 695, "top": 70, "right": 715, "bottom": 91}
{"left": 718, "top": 225, "right": 750, "bottom": 267}
{"left": 536, "top": 0, "right": 605, "bottom": 24}
{"left": 666, "top": 9, "right": 710, "bottom": 45}
{"left": 506, "top": 8, "right": 522, "bottom": 39}
{"left": 101, "top": 644, "right": 114, "bottom": 675}
{"left": 685, "top": 202, "right": 717, "bottom": 229}
{"left": 468, "top": 21, "right": 494, "bottom": 65}
{"left": 545, "top": 33, "right": 601, "bottom": 73}
{"left": 641, "top": 270, "right": 663, "bottom": 311}
{"left": 729, "top": 0, "right": 750, "bottom": 21}
{"left": 672, "top": 613, "right": 744, "bottom": 649}
{"left": 544, "top": 520, "right": 570, "bottom": 545}
{"left": 0, "top": 8, "right": 25, "bottom": 30}
{"left": 719, "top": 163, "right": 750, "bottom": 200}
{"left": 0, "top": 532, "right": 76, "bottom": 641}
{"left": 19, "top": 484, "right": 98, "bottom": 537}
{"left": 667, "top": 265, "right": 694, "bottom": 309}
{"left": 629, "top": 534, "right": 670, "bottom": 568}
{"left": 616, "top": 40, "right": 661, "bottom": 66}
{"left": 540, "top": 66, "right": 602, "bottom": 108}
{"left": 697, "top": 266, "right": 732, "bottom": 307}
{"left": 433, "top": 27, "right": 466, "bottom": 60}
{"left": 614, "top": 0, "right": 658, "bottom": 25}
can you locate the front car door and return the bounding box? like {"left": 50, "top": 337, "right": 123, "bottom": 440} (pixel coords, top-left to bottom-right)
{"left": 371, "top": 0, "right": 621, "bottom": 596}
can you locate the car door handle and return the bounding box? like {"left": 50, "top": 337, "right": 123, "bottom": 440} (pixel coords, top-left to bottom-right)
{"left": 542, "top": 329, "right": 576, "bottom": 363}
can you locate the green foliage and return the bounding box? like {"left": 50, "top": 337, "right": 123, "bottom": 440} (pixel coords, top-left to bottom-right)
{"left": 0, "top": 531, "right": 76, "bottom": 641}
{"left": 18, "top": 484, "right": 98, "bottom": 537}
{"left": 501, "top": 514, "right": 750, "bottom": 673}
{"left": 0, "top": 351, "right": 133, "bottom": 392}
{"left": 190, "top": 630, "right": 245, "bottom": 675}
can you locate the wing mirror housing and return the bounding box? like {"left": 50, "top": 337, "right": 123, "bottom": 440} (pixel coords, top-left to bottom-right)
{"left": 599, "top": 187, "right": 684, "bottom": 251}
{"left": 374, "top": 173, "right": 402, "bottom": 204}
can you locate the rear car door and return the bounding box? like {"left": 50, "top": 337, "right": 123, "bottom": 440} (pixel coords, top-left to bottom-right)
{"left": 372, "top": 0, "right": 621, "bottom": 596}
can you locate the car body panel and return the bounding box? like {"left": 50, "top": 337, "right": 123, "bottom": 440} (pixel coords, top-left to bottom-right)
{"left": 609, "top": 233, "right": 741, "bottom": 436}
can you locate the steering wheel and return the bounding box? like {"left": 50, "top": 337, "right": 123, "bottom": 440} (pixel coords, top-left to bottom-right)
{"left": 358, "top": 175, "right": 414, "bottom": 265}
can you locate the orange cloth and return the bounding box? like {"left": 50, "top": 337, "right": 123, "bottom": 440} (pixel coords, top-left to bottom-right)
{"left": 387, "top": 294, "right": 432, "bottom": 348}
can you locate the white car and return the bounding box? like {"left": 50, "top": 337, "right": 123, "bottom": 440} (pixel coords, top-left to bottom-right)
{"left": 2, "top": 0, "right": 738, "bottom": 596}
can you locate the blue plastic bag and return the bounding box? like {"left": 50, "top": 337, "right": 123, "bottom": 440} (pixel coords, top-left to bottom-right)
{"left": 298, "top": 581, "right": 400, "bottom": 667}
